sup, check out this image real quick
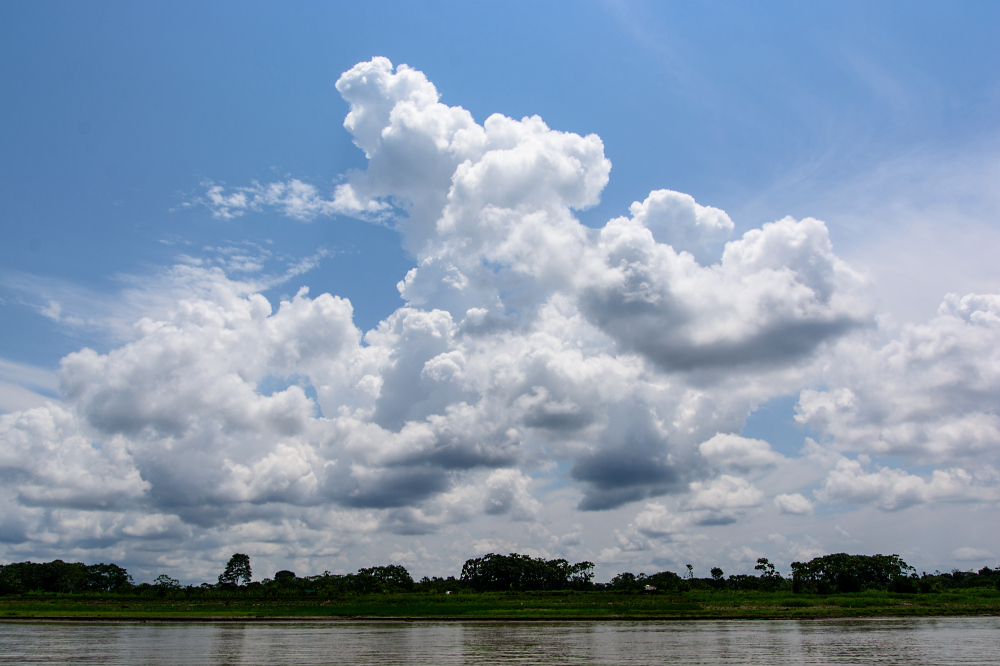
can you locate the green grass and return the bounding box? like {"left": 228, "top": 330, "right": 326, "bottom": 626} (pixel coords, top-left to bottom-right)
{"left": 1, "top": 588, "right": 998, "bottom": 620}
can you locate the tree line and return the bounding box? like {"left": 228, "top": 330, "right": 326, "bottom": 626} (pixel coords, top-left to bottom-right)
{"left": 0, "top": 560, "right": 132, "bottom": 595}
{"left": 2, "top": 551, "right": 999, "bottom": 596}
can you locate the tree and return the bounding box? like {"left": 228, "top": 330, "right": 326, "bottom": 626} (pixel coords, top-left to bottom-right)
{"left": 790, "top": 553, "right": 914, "bottom": 594}
{"left": 274, "top": 570, "right": 297, "bottom": 586}
{"left": 218, "top": 553, "right": 252, "bottom": 587}
{"left": 709, "top": 567, "right": 725, "bottom": 590}
{"left": 567, "top": 561, "right": 596, "bottom": 590}
{"left": 726, "top": 574, "right": 760, "bottom": 591}
{"left": 608, "top": 571, "right": 642, "bottom": 593}
{"left": 0, "top": 560, "right": 135, "bottom": 595}
{"left": 356, "top": 565, "right": 414, "bottom": 592}
{"left": 754, "top": 558, "right": 776, "bottom": 578}
{"left": 86, "top": 563, "right": 134, "bottom": 592}
{"left": 460, "top": 553, "right": 594, "bottom": 592}
{"left": 153, "top": 574, "right": 181, "bottom": 589}
{"left": 754, "top": 558, "right": 784, "bottom": 591}
{"left": 152, "top": 574, "right": 181, "bottom": 597}
{"left": 647, "top": 570, "right": 684, "bottom": 591}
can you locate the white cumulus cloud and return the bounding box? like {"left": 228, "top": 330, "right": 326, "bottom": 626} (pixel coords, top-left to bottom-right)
{"left": 686, "top": 475, "right": 764, "bottom": 525}
{"left": 774, "top": 493, "right": 815, "bottom": 515}
{"left": 3, "top": 57, "right": 998, "bottom": 578}
{"left": 699, "top": 433, "right": 784, "bottom": 471}
{"left": 797, "top": 293, "right": 1000, "bottom": 465}
{"left": 815, "top": 458, "right": 992, "bottom": 510}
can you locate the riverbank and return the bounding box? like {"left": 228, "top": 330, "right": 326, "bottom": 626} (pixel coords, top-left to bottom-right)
{"left": 2, "top": 589, "right": 999, "bottom": 620}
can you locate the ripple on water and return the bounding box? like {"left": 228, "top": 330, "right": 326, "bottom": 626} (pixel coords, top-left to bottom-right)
{"left": 1, "top": 617, "right": 998, "bottom": 665}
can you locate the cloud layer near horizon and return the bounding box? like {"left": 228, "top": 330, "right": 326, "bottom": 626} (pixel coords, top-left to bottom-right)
{"left": 3, "top": 58, "right": 1000, "bottom": 581}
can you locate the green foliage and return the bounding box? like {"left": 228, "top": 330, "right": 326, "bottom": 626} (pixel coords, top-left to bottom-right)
{"left": 648, "top": 570, "right": 685, "bottom": 591}
{"left": 460, "top": 553, "right": 594, "bottom": 592}
{"left": 356, "top": 565, "right": 414, "bottom": 592}
{"left": 3, "top": 551, "right": 996, "bottom": 611}
{"left": 153, "top": 574, "right": 181, "bottom": 589}
{"left": 607, "top": 571, "right": 641, "bottom": 592}
{"left": 887, "top": 574, "right": 919, "bottom": 594}
{"left": 725, "top": 574, "right": 759, "bottom": 591}
{"left": 604, "top": 570, "right": 684, "bottom": 593}
{"left": 915, "top": 567, "right": 1000, "bottom": 592}
{"left": 718, "top": 560, "right": 789, "bottom": 592}
{"left": 273, "top": 570, "right": 297, "bottom": 586}
{"left": 218, "top": 553, "right": 252, "bottom": 587}
{"left": 753, "top": 558, "right": 786, "bottom": 591}
{"left": 0, "top": 560, "right": 133, "bottom": 595}
{"left": 87, "top": 563, "right": 133, "bottom": 592}
{"left": 149, "top": 574, "right": 182, "bottom": 598}
{"left": 257, "top": 565, "right": 415, "bottom": 595}
{"left": 415, "top": 575, "right": 461, "bottom": 593}
{"left": 790, "top": 553, "right": 914, "bottom": 593}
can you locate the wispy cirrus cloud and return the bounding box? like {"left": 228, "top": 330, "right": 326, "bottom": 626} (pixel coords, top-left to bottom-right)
{"left": 0, "top": 358, "right": 60, "bottom": 414}
{"left": 0, "top": 244, "right": 333, "bottom": 345}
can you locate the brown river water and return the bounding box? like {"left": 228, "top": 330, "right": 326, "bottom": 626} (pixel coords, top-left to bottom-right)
{"left": 2, "top": 617, "right": 998, "bottom": 665}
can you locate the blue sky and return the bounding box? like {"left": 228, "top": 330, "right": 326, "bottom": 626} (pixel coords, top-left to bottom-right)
{"left": 2, "top": 1, "right": 1000, "bottom": 582}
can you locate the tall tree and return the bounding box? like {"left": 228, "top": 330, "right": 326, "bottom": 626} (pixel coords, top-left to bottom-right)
{"left": 218, "top": 553, "right": 252, "bottom": 587}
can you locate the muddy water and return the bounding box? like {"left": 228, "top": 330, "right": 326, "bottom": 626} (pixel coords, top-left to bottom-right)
{"left": 2, "top": 617, "right": 998, "bottom": 665}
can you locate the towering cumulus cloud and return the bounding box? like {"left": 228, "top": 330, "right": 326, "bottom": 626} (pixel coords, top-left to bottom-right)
{"left": 2, "top": 58, "right": 996, "bottom": 577}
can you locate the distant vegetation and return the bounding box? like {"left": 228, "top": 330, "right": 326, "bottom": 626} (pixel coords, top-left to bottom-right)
{"left": 3, "top": 552, "right": 1000, "bottom": 596}
{"left": 460, "top": 553, "right": 594, "bottom": 591}
{"left": 0, "top": 560, "right": 133, "bottom": 595}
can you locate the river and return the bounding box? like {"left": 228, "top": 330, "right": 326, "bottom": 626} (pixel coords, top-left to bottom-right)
{"left": 2, "top": 617, "right": 997, "bottom": 665}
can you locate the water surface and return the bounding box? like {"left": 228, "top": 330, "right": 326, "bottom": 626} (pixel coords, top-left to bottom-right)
{"left": 2, "top": 617, "right": 998, "bottom": 665}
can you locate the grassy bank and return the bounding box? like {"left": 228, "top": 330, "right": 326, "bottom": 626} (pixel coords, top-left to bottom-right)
{"left": 2, "top": 588, "right": 999, "bottom": 620}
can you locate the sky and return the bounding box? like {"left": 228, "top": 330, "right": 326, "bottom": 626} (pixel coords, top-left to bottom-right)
{"left": 2, "top": 1, "right": 1000, "bottom": 584}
